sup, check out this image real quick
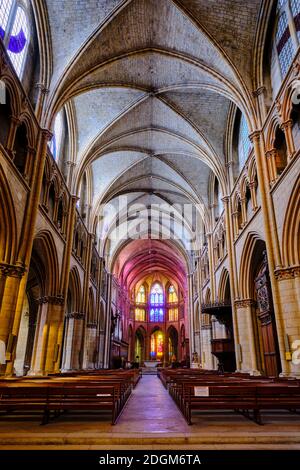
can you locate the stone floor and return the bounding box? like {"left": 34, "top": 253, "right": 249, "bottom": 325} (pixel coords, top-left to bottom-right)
{"left": 0, "top": 375, "right": 300, "bottom": 449}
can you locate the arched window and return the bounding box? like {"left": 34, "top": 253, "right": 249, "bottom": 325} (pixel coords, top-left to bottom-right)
{"left": 213, "top": 177, "right": 223, "bottom": 220}
{"left": 150, "top": 283, "right": 164, "bottom": 322}
{"left": 0, "top": 1, "right": 29, "bottom": 79}
{"left": 275, "top": 9, "right": 294, "bottom": 77}
{"left": 136, "top": 285, "right": 146, "bottom": 304}
{"left": 150, "top": 282, "right": 163, "bottom": 305}
{"left": 150, "top": 308, "right": 164, "bottom": 323}
{"left": 238, "top": 114, "right": 252, "bottom": 170}
{"left": 291, "top": 0, "right": 300, "bottom": 41}
{"left": 49, "top": 112, "right": 63, "bottom": 161}
{"left": 271, "top": 0, "right": 300, "bottom": 90}
{"left": 168, "top": 308, "right": 178, "bottom": 322}
{"left": 168, "top": 285, "right": 178, "bottom": 303}
{"left": 135, "top": 308, "right": 145, "bottom": 322}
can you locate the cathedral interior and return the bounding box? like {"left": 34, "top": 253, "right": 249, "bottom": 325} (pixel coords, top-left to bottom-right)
{"left": 0, "top": 0, "right": 300, "bottom": 451}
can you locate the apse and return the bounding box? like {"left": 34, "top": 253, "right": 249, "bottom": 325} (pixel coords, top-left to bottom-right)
{"left": 112, "top": 239, "right": 190, "bottom": 366}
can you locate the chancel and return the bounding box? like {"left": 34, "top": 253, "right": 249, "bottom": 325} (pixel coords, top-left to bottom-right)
{"left": 0, "top": 0, "right": 300, "bottom": 451}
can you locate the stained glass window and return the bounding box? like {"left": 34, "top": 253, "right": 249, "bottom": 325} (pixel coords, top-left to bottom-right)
{"left": 150, "top": 282, "right": 163, "bottom": 305}
{"left": 135, "top": 308, "right": 145, "bottom": 322}
{"left": 7, "top": 6, "right": 28, "bottom": 77}
{"left": 150, "top": 331, "right": 164, "bottom": 358}
{"left": 136, "top": 285, "right": 146, "bottom": 304}
{"left": 49, "top": 112, "right": 63, "bottom": 161}
{"left": 150, "top": 308, "right": 164, "bottom": 322}
{"left": 168, "top": 285, "right": 178, "bottom": 303}
{"left": 291, "top": 0, "right": 300, "bottom": 42}
{"left": 149, "top": 283, "right": 164, "bottom": 322}
{"left": 238, "top": 114, "right": 252, "bottom": 170}
{"left": 276, "top": 10, "right": 294, "bottom": 77}
{"left": 0, "top": 0, "right": 13, "bottom": 39}
{"left": 0, "top": 1, "right": 29, "bottom": 79}
{"left": 168, "top": 308, "right": 178, "bottom": 322}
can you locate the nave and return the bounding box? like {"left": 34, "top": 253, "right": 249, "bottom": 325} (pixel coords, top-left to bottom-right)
{"left": 0, "top": 0, "right": 300, "bottom": 452}
{"left": 1, "top": 370, "right": 300, "bottom": 449}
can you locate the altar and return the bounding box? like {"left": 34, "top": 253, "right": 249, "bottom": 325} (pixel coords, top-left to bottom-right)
{"left": 143, "top": 360, "right": 161, "bottom": 368}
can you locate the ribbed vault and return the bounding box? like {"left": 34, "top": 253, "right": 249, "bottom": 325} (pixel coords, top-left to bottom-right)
{"left": 42, "top": 0, "right": 264, "bottom": 264}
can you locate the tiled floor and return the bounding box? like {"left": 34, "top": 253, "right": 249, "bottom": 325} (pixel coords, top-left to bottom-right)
{"left": 0, "top": 375, "right": 300, "bottom": 449}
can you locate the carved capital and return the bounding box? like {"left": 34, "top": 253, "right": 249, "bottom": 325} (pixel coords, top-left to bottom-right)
{"left": 221, "top": 195, "right": 230, "bottom": 204}
{"left": 0, "top": 263, "right": 26, "bottom": 278}
{"left": 252, "top": 86, "right": 266, "bottom": 98}
{"left": 266, "top": 148, "right": 276, "bottom": 159}
{"left": 35, "top": 83, "right": 49, "bottom": 96}
{"left": 235, "top": 299, "right": 256, "bottom": 309}
{"left": 280, "top": 119, "right": 293, "bottom": 131}
{"left": 274, "top": 266, "right": 300, "bottom": 280}
{"left": 42, "top": 129, "right": 53, "bottom": 142}
{"left": 36, "top": 295, "right": 65, "bottom": 305}
{"left": 249, "top": 130, "right": 261, "bottom": 144}
{"left": 66, "top": 312, "right": 85, "bottom": 320}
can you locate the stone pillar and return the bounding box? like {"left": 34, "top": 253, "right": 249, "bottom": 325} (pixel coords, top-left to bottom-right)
{"left": 80, "top": 232, "right": 94, "bottom": 369}
{"left": 71, "top": 313, "right": 85, "bottom": 370}
{"left": 103, "top": 274, "right": 112, "bottom": 368}
{"left": 223, "top": 196, "right": 241, "bottom": 370}
{"left": 250, "top": 131, "right": 288, "bottom": 375}
{"left": 61, "top": 315, "right": 74, "bottom": 371}
{"left": 281, "top": 119, "right": 295, "bottom": 160}
{"left": 187, "top": 273, "right": 195, "bottom": 359}
{"left": 55, "top": 195, "right": 78, "bottom": 371}
{"left": 0, "top": 265, "right": 25, "bottom": 375}
{"left": 235, "top": 300, "right": 260, "bottom": 375}
{"left": 34, "top": 84, "right": 49, "bottom": 124}
{"left": 207, "top": 233, "right": 215, "bottom": 301}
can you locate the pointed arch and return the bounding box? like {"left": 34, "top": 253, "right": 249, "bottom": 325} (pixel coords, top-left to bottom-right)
{"left": 282, "top": 177, "right": 300, "bottom": 266}
{"left": 239, "top": 231, "right": 266, "bottom": 299}
{"left": 68, "top": 266, "right": 82, "bottom": 313}
{"left": 32, "top": 230, "right": 60, "bottom": 296}
{"left": 218, "top": 268, "right": 230, "bottom": 302}
{"left": 0, "top": 163, "right": 17, "bottom": 264}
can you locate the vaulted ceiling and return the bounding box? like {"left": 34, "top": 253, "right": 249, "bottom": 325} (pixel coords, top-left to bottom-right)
{"left": 44, "top": 0, "right": 264, "bottom": 262}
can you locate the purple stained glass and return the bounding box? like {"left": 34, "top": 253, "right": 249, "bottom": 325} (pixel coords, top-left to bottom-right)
{"left": 8, "top": 28, "right": 27, "bottom": 53}
{"left": 0, "top": 26, "right": 4, "bottom": 40}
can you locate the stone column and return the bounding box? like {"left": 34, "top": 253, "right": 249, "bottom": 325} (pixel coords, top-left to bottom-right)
{"left": 250, "top": 131, "right": 288, "bottom": 375}
{"left": 0, "top": 265, "right": 25, "bottom": 375}
{"left": 223, "top": 196, "right": 241, "bottom": 370}
{"left": 187, "top": 273, "right": 195, "bottom": 358}
{"left": 103, "top": 274, "right": 113, "bottom": 368}
{"left": 207, "top": 233, "right": 215, "bottom": 301}
{"left": 54, "top": 195, "right": 78, "bottom": 371}
{"left": 81, "top": 232, "right": 95, "bottom": 369}
{"left": 281, "top": 119, "right": 295, "bottom": 160}
{"left": 235, "top": 300, "right": 260, "bottom": 375}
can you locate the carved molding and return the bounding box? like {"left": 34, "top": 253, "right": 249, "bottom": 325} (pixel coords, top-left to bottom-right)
{"left": 252, "top": 85, "right": 266, "bottom": 98}
{"left": 235, "top": 299, "right": 256, "bottom": 309}
{"left": 0, "top": 263, "right": 26, "bottom": 278}
{"left": 274, "top": 266, "right": 300, "bottom": 280}
{"left": 36, "top": 295, "right": 65, "bottom": 305}
{"left": 66, "top": 312, "right": 85, "bottom": 320}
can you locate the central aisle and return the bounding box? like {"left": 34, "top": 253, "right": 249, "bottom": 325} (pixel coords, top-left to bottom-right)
{"left": 115, "top": 374, "right": 189, "bottom": 433}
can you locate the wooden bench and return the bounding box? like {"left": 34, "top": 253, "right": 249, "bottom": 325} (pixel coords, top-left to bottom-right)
{"left": 0, "top": 376, "right": 132, "bottom": 425}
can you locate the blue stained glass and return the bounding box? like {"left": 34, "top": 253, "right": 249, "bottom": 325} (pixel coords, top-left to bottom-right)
{"left": 150, "top": 308, "right": 164, "bottom": 322}
{"left": 8, "top": 27, "right": 27, "bottom": 53}
{"left": 0, "top": 26, "right": 4, "bottom": 39}
{"left": 238, "top": 114, "right": 252, "bottom": 170}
